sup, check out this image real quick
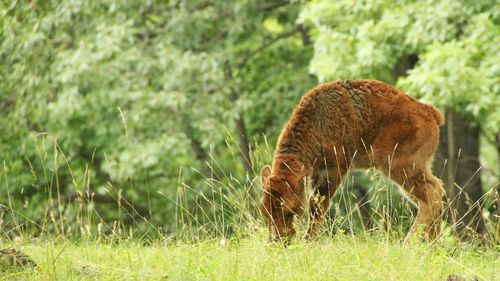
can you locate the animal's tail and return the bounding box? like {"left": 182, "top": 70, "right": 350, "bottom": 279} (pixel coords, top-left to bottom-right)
{"left": 428, "top": 105, "right": 445, "bottom": 126}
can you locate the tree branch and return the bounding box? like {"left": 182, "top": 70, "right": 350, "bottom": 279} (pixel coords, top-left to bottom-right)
{"left": 234, "top": 113, "right": 252, "bottom": 174}
{"left": 181, "top": 117, "right": 210, "bottom": 163}
{"left": 258, "top": 0, "right": 290, "bottom": 12}
{"left": 237, "top": 24, "right": 304, "bottom": 69}
{"left": 298, "top": 24, "right": 311, "bottom": 45}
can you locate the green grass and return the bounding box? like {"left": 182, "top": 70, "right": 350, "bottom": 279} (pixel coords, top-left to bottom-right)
{"left": 1, "top": 138, "right": 498, "bottom": 280}
{"left": 2, "top": 235, "right": 498, "bottom": 281}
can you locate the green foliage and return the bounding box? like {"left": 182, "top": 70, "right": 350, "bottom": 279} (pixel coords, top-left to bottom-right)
{"left": 0, "top": 1, "right": 314, "bottom": 234}
{"left": 400, "top": 12, "right": 500, "bottom": 134}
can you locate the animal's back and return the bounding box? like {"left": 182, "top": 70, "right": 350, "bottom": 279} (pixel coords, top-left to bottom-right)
{"left": 275, "top": 80, "right": 443, "bottom": 164}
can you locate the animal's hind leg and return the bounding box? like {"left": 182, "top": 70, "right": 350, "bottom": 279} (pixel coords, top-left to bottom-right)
{"left": 371, "top": 117, "right": 443, "bottom": 242}
{"left": 391, "top": 167, "right": 444, "bottom": 242}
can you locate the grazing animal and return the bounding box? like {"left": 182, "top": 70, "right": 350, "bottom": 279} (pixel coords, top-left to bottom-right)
{"left": 259, "top": 80, "right": 444, "bottom": 243}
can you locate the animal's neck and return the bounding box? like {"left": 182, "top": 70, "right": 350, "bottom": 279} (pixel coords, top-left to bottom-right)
{"left": 272, "top": 153, "right": 310, "bottom": 179}
{"left": 275, "top": 140, "right": 318, "bottom": 170}
{"left": 275, "top": 103, "right": 320, "bottom": 166}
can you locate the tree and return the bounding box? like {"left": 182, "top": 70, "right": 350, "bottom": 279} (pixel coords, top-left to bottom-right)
{"left": 0, "top": 0, "right": 315, "bottom": 235}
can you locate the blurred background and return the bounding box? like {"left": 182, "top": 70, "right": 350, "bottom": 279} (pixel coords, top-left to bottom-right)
{"left": 0, "top": 0, "right": 498, "bottom": 241}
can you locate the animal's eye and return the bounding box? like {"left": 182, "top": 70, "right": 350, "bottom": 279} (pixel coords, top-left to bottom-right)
{"left": 270, "top": 189, "right": 281, "bottom": 198}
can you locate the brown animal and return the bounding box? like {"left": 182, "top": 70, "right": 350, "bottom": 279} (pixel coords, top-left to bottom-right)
{"left": 259, "top": 79, "right": 444, "bottom": 243}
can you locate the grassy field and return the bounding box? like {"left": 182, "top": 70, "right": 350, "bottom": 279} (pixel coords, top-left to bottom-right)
{"left": 1, "top": 234, "right": 498, "bottom": 281}
{"left": 1, "top": 143, "right": 498, "bottom": 280}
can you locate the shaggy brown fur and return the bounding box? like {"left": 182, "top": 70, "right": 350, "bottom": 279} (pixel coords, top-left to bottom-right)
{"left": 260, "top": 80, "right": 444, "bottom": 243}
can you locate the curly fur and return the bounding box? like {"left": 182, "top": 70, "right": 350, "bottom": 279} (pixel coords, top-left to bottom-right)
{"left": 260, "top": 80, "right": 444, "bottom": 243}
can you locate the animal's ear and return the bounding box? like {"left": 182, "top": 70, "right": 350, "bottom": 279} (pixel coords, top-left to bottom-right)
{"left": 260, "top": 165, "right": 272, "bottom": 183}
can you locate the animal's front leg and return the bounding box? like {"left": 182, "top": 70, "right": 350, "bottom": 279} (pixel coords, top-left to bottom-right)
{"left": 304, "top": 167, "right": 345, "bottom": 240}
{"left": 304, "top": 185, "right": 331, "bottom": 240}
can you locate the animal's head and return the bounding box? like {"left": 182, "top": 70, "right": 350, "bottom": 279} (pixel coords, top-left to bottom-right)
{"left": 259, "top": 164, "right": 305, "bottom": 242}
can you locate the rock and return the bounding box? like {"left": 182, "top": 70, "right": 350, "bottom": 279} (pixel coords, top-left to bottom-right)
{"left": 73, "top": 264, "right": 100, "bottom": 278}
{"left": 446, "top": 274, "right": 479, "bottom": 281}
{"left": 0, "top": 247, "right": 37, "bottom": 271}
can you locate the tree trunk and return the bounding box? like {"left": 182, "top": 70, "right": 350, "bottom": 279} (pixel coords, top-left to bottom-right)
{"left": 234, "top": 113, "right": 252, "bottom": 175}
{"left": 496, "top": 133, "right": 500, "bottom": 180}
{"left": 181, "top": 116, "right": 219, "bottom": 180}
{"left": 494, "top": 133, "right": 500, "bottom": 229}
{"left": 434, "top": 111, "right": 487, "bottom": 240}
{"left": 392, "top": 54, "right": 418, "bottom": 80}
{"left": 224, "top": 62, "right": 253, "bottom": 176}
